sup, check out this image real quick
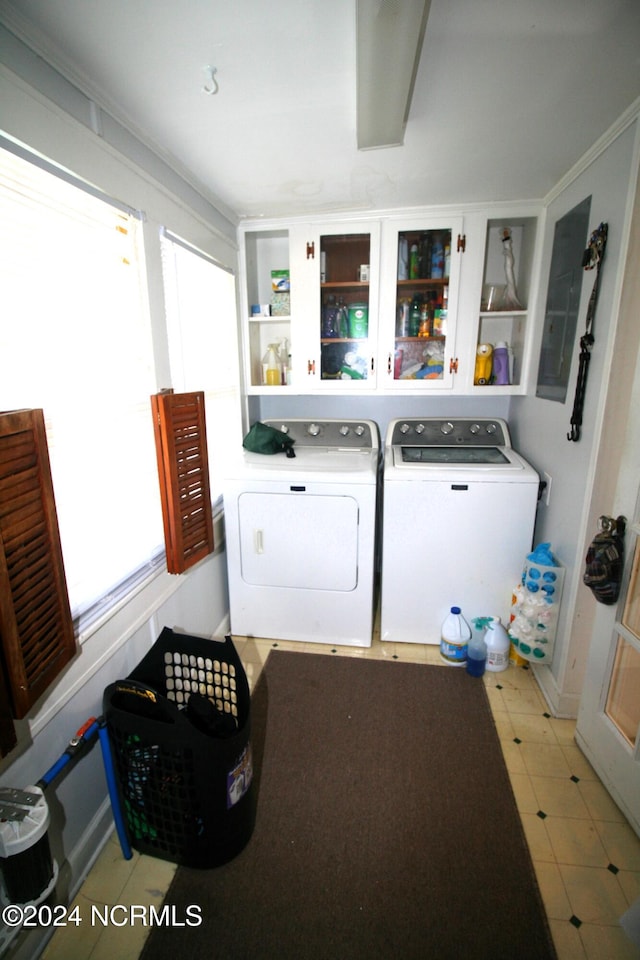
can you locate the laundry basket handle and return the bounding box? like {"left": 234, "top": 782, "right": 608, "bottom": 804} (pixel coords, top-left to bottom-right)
{"left": 108, "top": 678, "right": 177, "bottom": 723}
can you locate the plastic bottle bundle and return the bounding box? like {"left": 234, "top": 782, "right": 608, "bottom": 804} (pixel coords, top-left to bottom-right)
{"left": 508, "top": 544, "right": 564, "bottom": 664}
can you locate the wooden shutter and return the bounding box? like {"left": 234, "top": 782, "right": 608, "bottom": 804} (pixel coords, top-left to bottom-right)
{"left": 0, "top": 409, "right": 76, "bottom": 719}
{"left": 0, "top": 657, "right": 18, "bottom": 758}
{"left": 151, "top": 391, "right": 214, "bottom": 574}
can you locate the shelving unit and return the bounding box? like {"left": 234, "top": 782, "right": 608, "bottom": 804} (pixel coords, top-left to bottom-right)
{"left": 243, "top": 228, "right": 291, "bottom": 389}
{"left": 474, "top": 217, "right": 537, "bottom": 389}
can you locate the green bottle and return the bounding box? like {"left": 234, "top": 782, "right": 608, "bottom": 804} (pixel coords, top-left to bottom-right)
{"left": 409, "top": 298, "right": 422, "bottom": 337}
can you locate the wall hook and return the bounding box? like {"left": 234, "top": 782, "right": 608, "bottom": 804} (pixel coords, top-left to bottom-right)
{"left": 202, "top": 66, "right": 219, "bottom": 96}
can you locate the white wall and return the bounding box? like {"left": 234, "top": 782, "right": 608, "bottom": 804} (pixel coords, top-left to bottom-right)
{"left": 0, "top": 40, "right": 238, "bottom": 959}
{"left": 510, "top": 118, "right": 640, "bottom": 716}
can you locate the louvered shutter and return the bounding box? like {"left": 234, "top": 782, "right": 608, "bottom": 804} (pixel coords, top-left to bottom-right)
{"left": 0, "top": 658, "right": 17, "bottom": 757}
{"left": 0, "top": 410, "right": 76, "bottom": 718}
{"left": 151, "top": 391, "right": 215, "bottom": 575}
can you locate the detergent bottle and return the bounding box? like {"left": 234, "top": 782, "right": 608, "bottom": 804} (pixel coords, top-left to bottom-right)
{"left": 440, "top": 607, "right": 471, "bottom": 666}
{"left": 492, "top": 341, "right": 510, "bottom": 385}
{"left": 485, "top": 617, "right": 510, "bottom": 672}
{"left": 474, "top": 343, "right": 493, "bottom": 385}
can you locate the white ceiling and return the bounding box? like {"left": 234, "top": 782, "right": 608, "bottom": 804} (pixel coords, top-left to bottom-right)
{"left": 2, "top": 0, "right": 640, "bottom": 222}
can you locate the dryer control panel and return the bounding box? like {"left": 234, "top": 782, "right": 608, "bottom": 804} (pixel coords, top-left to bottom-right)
{"left": 264, "top": 419, "right": 378, "bottom": 449}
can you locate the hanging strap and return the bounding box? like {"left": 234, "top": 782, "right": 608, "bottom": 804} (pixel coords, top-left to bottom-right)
{"left": 567, "top": 222, "right": 608, "bottom": 441}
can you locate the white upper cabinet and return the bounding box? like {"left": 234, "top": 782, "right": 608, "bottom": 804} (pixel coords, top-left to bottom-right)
{"left": 238, "top": 204, "right": 541, "bottom": 396}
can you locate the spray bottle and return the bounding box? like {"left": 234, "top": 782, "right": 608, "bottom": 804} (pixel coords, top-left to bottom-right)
{"left": 467, "top": 617, "right": 490, "bottom": 677}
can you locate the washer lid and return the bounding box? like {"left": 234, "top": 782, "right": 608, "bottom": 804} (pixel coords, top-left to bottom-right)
{"left": 398, "top": 446, "right": 511, "bottom": 465}
{"left": 385, "top": 443, "right": 538, "bottom": 482}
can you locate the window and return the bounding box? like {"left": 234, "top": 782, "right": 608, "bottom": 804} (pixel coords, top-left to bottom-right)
{"left": 0, "top": 139, "right": 163, "bottom": 623}
{"left": 160, "top": 230, "right": 242, "bottom": 504}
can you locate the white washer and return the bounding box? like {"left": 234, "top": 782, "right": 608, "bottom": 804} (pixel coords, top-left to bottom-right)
{"left": 381, "top": 417, "right": 539, "bottom": 644}
{"left": 224, "top": 419, "right": 379, "bottom": 647}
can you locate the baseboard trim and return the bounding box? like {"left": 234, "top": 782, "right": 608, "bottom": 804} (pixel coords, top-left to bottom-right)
{"left": 531, "top": 664, "right": 581, "bottom": 719}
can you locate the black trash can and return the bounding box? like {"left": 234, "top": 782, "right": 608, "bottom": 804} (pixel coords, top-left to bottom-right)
{"left": 103, "top": 628, "right": 255, "bottom": 868}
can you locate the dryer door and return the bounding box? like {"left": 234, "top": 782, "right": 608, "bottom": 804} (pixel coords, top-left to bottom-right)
{"left": 238, "top": 492, "right": 359, "bottom": 591}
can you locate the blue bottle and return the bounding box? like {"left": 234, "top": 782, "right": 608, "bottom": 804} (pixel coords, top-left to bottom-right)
{"left": 430, "top": 235, "right": 444, "bottom": 279}
{"left": 466, "top": 620, "right": 488, "bottom": 677}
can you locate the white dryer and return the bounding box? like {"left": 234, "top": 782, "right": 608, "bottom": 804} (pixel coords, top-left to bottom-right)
{"left": 380, "top": 417, "right": 539, "bottom": 644}
{"left": 224, "top": 419, "right": 379, "bottom": 647}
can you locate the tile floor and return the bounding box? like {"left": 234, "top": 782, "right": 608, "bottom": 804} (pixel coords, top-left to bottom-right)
{"left": 42, "top": 634, "right": 640, "bottom": 960}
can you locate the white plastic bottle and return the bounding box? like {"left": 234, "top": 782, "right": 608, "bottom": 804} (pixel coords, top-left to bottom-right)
{"left": 440, "top": 606, "right": 471, "bottom": 667}
{"left": 485, "top": 617, "right": 510, "bottom": 672}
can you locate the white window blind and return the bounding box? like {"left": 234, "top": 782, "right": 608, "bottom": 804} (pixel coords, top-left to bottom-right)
{"left": 160, "top": 231, "right": 243, "bottom": 503}
{"left": 0, "top": 141, "right": 164, "bottom": 621}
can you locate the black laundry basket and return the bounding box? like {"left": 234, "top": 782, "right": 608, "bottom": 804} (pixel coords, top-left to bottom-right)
{"left": 103, "top": 628, "right": 255, "bottom": 868}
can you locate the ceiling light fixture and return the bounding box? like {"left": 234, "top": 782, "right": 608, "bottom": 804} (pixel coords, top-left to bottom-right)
{"left": 356, "top": 0, "right": 431, "bottom": 150}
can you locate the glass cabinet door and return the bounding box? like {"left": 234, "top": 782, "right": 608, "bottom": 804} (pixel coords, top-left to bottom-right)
{"left": 381, "top": 219, "right": 463, "bottom": 389}
{"left": 311, "top": 224, "right": 379, "bottom": 387}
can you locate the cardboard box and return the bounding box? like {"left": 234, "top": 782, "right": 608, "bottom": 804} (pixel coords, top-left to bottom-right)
{"left": 271, "top": 269, "right": 290, "bottom": 292}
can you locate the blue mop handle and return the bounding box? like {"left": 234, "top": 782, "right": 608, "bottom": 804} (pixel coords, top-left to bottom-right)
{"left": 37, "top": 717, "right": 132, "bottom": 862}
{"left": 98, "top": 719, "right": 132, "bottom": 860}
{"left": 38, "top": 717, "right": 101, "bottom": 787}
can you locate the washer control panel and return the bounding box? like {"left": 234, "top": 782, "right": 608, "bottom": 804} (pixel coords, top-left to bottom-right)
{"left": 263, "top": 419, "right": 378, "bottom": 449}
{"left": 389, "top": 418, "right": 511, "bottom": 447}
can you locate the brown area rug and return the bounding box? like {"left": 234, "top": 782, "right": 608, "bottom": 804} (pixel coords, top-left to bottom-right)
{"left": 141, "top": 650, "right": 556, "bottom": 960}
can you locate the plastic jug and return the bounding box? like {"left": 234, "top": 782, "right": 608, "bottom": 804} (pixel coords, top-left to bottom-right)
{"left": 485, "top": 617, "right": 510, "bottom": 672}
{"left": 440, "top": 606, "right": 471, "bottom": 666}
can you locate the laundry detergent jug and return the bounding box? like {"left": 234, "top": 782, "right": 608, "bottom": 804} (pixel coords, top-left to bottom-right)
{"left": 440, "top": 606, "right": 471, "bottom": 666}
{"left": 485, "top": 617, "right": 510, "bottom": 672}
{"left": 347, "top": 303, "right": 368, "bottom": 339}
